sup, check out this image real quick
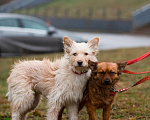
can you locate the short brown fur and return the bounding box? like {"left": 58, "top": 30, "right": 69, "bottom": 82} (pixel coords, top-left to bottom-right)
{"left": 79, "top": 61, "right": 127, "bottom": 120}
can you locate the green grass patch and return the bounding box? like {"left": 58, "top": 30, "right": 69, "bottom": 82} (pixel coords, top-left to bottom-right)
{"left": 13, "top": 0, "right": 150, "bottom": 20}
{"left": 0, "top": 47, "right": 150, "bottom": 119}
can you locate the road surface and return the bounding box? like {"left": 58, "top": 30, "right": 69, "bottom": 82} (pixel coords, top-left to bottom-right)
{"left": 74, "top": 32, "right": 150, "bottom": 50}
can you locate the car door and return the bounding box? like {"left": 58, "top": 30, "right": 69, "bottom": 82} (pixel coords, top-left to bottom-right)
{"left": 20, "top": 19, "right": 48, "bottom": 36}
{"left": 17, "top": 18, "right": 53, "bottom": 53}
{"left": 0, "top": 18, "right": 29, "bottom": 36}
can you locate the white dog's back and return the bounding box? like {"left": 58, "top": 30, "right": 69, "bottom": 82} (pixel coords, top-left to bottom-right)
{"left": 7, "top": 59, "right": 60, "bottom": 98}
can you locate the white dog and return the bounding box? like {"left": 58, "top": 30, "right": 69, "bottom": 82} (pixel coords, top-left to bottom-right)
{"left": 6, "top": 36, "right": 99, "bottom": 120}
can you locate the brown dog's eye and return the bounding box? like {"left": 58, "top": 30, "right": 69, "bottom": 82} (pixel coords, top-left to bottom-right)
{"left": 110, "top": 71, "right": 115, "bottom": 75}
{"left": 73, "top": 53, "right": 77, "bottom": 56}
{"left": 99, "top": 71, "right": 105, "bottom": 75}
{"left": 85, "top": 53, "right": 88, "bottom": 55}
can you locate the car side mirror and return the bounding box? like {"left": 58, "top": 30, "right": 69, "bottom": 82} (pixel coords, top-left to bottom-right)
{"left": 48, "top": 30, "right": 55, "bottom": 35}
{"left": 48, "top": 26, "right": 56, "bottom": 35}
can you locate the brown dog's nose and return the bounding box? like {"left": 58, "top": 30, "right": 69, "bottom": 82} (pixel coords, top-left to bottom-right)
{"left": 77, "top": 60, "right": 83, "bottom": 66}
{"left": 104, "top": 78, "right": 110, "bottom": 85}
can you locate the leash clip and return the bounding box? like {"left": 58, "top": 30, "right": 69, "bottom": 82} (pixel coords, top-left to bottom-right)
{"left": 110, "top": 87, "right": 119, "bottom": 93}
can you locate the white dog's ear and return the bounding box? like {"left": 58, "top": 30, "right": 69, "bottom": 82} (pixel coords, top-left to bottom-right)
{"left": 63, "top": 36, "right": 74, "bottom": 53}
{"left": 88, "top": 37, "right": 99, "bottom": 55}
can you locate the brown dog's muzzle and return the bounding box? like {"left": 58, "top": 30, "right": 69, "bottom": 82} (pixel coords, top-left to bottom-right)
{"left": 104, "top": 78, "right": 111, "bottom": 85}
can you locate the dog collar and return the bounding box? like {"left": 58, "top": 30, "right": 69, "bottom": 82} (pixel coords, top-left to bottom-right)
{"left": 110, "top": 91, "right": 116, "bottom": 96}
{"left": 110, "top": 87, "right": 117, "bottom": 96}
{"left": 72, "top": 69, "right": 88, "bottom": 75}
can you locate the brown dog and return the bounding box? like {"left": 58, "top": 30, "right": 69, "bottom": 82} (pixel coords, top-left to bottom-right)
{"left": 80, "top": 61, "right": 127, "bottom": 120}
{"left": 58, "top": 61, "right": 127, "bottom": 120}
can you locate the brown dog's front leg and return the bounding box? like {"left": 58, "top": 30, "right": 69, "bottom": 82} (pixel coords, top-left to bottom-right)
{"left": 103, "top": 105, "right": 111, "bottom": 120}
{"left": 87, "top": 104, "right": 97, "bottom": 120}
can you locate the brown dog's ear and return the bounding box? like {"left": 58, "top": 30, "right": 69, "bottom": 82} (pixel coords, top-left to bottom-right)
{"left": 63, "top": 36, "right": 74, "bottom": 54}
{"left": 88, "top": 60, "right": 98, "bottom": 71}
{"left": 117, "top": 62, "right": 127, "bottom": 75}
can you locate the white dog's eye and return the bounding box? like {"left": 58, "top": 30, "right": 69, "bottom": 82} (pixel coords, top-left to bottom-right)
{"left": 73, "top": 53, "right": 77, "bottom": 56}
{"left": 85, "top": 53, "right": 88, "bottom": 55}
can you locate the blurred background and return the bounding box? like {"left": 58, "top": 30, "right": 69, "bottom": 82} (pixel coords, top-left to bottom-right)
{"left": 0, "top": 0, "right": 150, "bottom": 57}
{"left": 0, "top": 0, "right": 150, "bottom": 120}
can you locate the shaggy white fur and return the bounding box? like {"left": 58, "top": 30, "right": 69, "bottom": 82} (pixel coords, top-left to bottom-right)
{"left": 6, "top": 36, "right": 99, "bottom": 120}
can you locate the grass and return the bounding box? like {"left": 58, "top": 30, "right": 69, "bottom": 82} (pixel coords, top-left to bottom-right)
{"left": 13, "top": 0, "right": 150, "bottom": 20}
{"left": 0, "top": 47, "right": 150, "bottom": 120}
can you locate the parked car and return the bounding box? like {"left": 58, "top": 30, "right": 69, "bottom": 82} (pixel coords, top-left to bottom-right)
{"left": 0, "top": 13, "right": 86, "bottom": 57}
{"left": 0, "top": 36, "right": 63, "bottom": 57}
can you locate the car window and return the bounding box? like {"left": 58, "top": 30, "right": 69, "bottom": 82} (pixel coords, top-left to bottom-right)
{"left": 0, "top": 18, "right": 19, "bottom": 27}
{"left": 21, "top": 19, "right": 48, "bottom": 30}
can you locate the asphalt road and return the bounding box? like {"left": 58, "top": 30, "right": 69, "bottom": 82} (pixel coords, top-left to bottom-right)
{"left": 74, "top": 32, "right": 150, "bottom": 50}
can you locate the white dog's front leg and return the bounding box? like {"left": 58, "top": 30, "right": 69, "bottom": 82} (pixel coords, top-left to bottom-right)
{"left": 47, "top": 102, "right": 60, "bottom": 120}
{"left": 67, "top": 103, "right": 78, "bottom": 120}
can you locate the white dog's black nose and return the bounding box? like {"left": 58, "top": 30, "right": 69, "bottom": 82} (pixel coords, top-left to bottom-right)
{"left": 77, "top": 60, "right": 83, "bottom": 66}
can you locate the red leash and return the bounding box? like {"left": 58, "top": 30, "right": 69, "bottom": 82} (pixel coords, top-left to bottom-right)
{"left": 122, "top": 51, "right": 150, "bottom": 74}
{"left": 111, "top": 75, "right": 150, "bottom": 93}
{"left": 121, "top": 51, "right": 150, "bottom": 65}
{"left": 123, "top": 69, "right": 150, "bottom": 74}
{"left": 111, "top": 51, "right": 150, "bottom": 94}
